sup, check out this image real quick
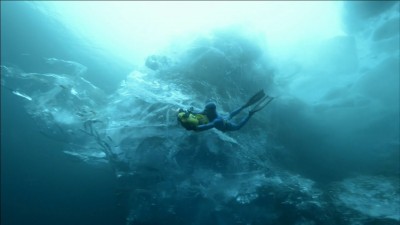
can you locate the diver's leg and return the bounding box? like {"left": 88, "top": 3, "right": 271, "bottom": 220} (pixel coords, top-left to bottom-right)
{"left": 228, "top": 106, "right": 245, "bottom": 119}
{"left": 226, "top": 114, "right": 252, "bottom": 131}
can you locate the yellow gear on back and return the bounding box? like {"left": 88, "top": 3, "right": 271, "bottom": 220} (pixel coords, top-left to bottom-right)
{"left": 178, "top": 112, "right": 209, "bottom": 130}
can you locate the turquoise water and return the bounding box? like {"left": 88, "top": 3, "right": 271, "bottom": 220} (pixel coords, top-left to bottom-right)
{"left": 1, "top": 2, "right": 399, "bottom": 225}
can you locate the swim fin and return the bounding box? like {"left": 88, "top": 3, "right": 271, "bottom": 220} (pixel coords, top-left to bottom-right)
{"left": 249, "top": 96, "right": 274, "bottom": 115}
{"left": 243, "top": 89, "right": 266, "bottom": 108}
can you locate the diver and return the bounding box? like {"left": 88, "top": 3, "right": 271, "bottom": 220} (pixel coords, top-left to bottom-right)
{"left": 177, "top": 90, "right": 273, "bottom": 132}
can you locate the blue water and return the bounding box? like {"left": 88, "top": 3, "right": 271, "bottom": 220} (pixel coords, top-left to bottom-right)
{"left": 1, "top": 2, "right": 399, "bottom": 225}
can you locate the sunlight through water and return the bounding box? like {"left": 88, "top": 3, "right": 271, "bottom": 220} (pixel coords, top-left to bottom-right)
{"left": 34, "top": 1, "right": 344, "bottom": 64}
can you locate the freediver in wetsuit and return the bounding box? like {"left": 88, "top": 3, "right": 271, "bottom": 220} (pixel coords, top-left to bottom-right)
{"left": 177, "top": 90, "right": 274, "bottom": 132}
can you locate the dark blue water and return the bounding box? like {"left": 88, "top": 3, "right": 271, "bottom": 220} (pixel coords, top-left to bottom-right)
{"left": 1, "top": 77, "right": 123, "bottom": 225}
{"left": 1, "top": 2, "right": 128, "bottom": 225}
{"left": 2, "top": 2, "right": 399, "bottom": 225}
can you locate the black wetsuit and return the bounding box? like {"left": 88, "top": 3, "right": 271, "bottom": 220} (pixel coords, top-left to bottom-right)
{"left": 195, "top": 102, "right": 252, "bottom": 132}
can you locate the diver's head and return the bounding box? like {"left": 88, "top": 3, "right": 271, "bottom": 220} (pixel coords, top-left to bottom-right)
{"left": 205, "top": 102, "right": 216, "bottom": 111}
{"left": 204, "top": 102, "right": 217, "bottom": 120}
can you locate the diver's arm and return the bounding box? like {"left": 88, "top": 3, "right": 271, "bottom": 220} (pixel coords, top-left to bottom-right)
{"left": 194, "top": 122, "right": 215, "bottom": 132}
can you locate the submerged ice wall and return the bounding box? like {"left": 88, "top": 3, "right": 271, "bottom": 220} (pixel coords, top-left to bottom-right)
{"left": 2, "top": 2, "right": 399, "bottom": 224}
